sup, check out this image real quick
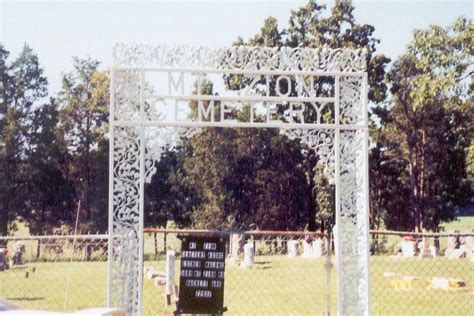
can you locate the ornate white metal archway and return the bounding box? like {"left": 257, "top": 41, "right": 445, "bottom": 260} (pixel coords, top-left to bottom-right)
{"left": 108, "top": 44, "right": 370, "bottom": 315}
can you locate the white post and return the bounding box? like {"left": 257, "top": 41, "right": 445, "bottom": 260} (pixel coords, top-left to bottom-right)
{"left": 165, "top": 250, "right": 175, "bottom": 305}
{"left": 334, "top": 74, "right": 344, "bottom": 314}
{"left": 107, "top": 67, "right": 115, "bottom": 307}
{"left": 137, "top": 70, "right": 145, "bottom": 315}
{"left": 363, "top": 72, "right": 371, "bottom": 314}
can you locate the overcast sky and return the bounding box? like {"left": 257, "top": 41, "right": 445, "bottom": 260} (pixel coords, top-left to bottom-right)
{"left": 0, "top": 0, "right": 472, "bottom": 97}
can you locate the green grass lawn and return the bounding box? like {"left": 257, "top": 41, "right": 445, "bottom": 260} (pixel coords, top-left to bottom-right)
{"left": 441, "top": 216, "right": 474, "bottom": 231}
{"left": 0, "top": 256, "right": 472, "bottom": 315}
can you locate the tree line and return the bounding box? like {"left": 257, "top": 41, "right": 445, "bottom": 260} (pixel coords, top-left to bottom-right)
{"left": 0, "top": 1, "right": 472, "bottom": 236}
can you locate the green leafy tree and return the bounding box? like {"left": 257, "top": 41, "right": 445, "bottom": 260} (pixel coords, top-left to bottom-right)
{"left": 228, "top": 0, "right": 389, "bottom": 231}
{"left": 374, "top": 17, "right": 473, "bottom": 231}
{"left": 24, "top": 100, "right": 75, "bottom": 235}
{"left": 147, "top": 1, "right": 389, "bottom": 232}
{"left": 0, "top": 44, "right": 47, "bottom": 236}
{"left": 59, "top": 58, "right": 109, "bottom": 232}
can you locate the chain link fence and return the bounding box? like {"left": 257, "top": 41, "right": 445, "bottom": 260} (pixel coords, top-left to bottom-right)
{"left": 0, "top": 234, "right": 108, "bottom": 311}
{"left": 0, "top": 230, "right": 472, "bottom": 315}
{"left": 141, "top": 229, "right": 334, "bottom": 315}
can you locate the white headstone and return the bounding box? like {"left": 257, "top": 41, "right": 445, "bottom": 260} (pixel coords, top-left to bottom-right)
{"left": 302, "top": 241, "right": 313, "bottom": 258}
{"left": 447, "top": 248, "right": 465, "bottom": 260}
{"left": 420, "top": 232, "right": 432, "bottom": 258}
{"left": 240, "top": 242, "right": 254, "bottom": 269}
{"left": 287, "top": 240, "right": 298, "bottom": 258}
{"left": 401, "top": 240, "right": 416, "bottom": 258}
{"left": 312, "top": 238, "right": 323, "bottom": 258}
{"left": 445, "top": 230, "right": 456, "bottom": 257}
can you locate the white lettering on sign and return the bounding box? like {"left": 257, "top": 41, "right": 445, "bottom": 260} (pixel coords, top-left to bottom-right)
{"left": 208, "top": 252, "right": 224, "bottom": 260}
{"left": 205, "top": 261, "right": 224, "bottom": 269}
{"left": 189, "top": 242, "right": 196, "bottom": 249}
{"left": 195, "top": 290, "right": 212, "bottom": 298}
{"left": 218, "top": 271, "right": 224, "bottom": 278}
{"left": 266, "top": 102, "right": 279, "bottom": 123}
{"left": 296, "top": 75, "right": 315, "bottom": 97}
{"left": 220, "top": 103, "right": 237, "bottom": 122}
{"left": 181, "top": 270, "right": 193, "bottom": 277}
{"left": 185, "top": 279, "right": 208, "bottom": 288}
{"left": 182, "top": 260, "right": 201, "bottom": 268}
{"left": 203, "top": 270, "right": 216, "bottom": 278}
{"left": 182, "top": 251, "right": 206, "bottom": 259}
{"left": 211, "top": 280, "right": 222, "bottom": 288}
{"left": 198, "top": 100, "right": 215, "bottom": 122}
{"left": 168, "top": 71, "right": 184, "bottom": 95}
{"left": 146, "top": 71, "right": 339, "bottom": 126}
{"left": 174, "top": 99, "right": 187, "bottom": 121}
{"left": 289, "top": 102, "right": 305, "bottom": 123}
{"left": 203, "top": 242, "right": 217, "bottom": 250}
{"left": 194, "top": 270, "right": 201, "bottom": 277}
{"left": 276, "top": 76, "right": 291, "bottom": 97}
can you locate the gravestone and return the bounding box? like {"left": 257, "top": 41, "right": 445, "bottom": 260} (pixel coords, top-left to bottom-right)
{"left": 241, "top": 242, "right": 254, "bottom": 269}
{"left": 287, "top": 240, "right": 298, "bottom": 258}
{"left": 445, "top": 231, "right": 457, "bottom": 257}
{"left": 313, "top": 238, "right": 323, "bottom": 258}
{"left": 177, "top": 236, "right": 226, "bottom": 315}
{"left": 400, "top": 240, "right": 416, "bottom": 258}
{"left": 302, "top": 241, "right": 313, "bottom": 258}
{"left": 420, "top": 231, "right": 432, "bottom": 258}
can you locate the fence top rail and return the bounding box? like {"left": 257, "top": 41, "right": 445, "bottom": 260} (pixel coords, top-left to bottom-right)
{"left": 143, "top": 228, "right": 327, "bottom": 238}
{"left": 2, "top": 230, "right": 472, "bottom": 241}
{"left": 369, "top": 230, "right": 474, "bottom": 238}
{"left": 0, "top": 234, "right": 109, "bottom": 241}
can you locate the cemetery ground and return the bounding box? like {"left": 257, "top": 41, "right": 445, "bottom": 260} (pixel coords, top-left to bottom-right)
{"left": 0, "top": 255, "right": 472, "bottom": 315}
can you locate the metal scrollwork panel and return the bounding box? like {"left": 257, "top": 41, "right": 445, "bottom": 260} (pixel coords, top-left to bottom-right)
{"left": 110, "top": 125, "right": 202, "bottom": 315}
{"left": 111, "top": 126, "right": 141, "bottom": 315}
{"left": 113, "top": 70, "right": 141, "bottom": 122}
{"left": 281, "top": 128, "right": 335, "bottom": 180}
{"left": 144, "top": 127, "right": 202, "bottom": 183}
{"left": 338, "top": 130, "right": 369, "bottom": 316}
{"left": 339, "top": 75, "right": 364, "bottom": 126}
{"left": 113, "top": 44, "right": 367, "bottom": 72}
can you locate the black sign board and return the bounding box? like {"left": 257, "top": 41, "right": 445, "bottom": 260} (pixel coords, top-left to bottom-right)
{"left": 176, "top": 236, "right": 226, "bottom": 315}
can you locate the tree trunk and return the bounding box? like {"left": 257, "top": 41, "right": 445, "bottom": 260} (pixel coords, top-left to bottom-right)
{"left": 306, "top": 171, "right": 317, "bottom": 231}
{"left": 36, "top": 239, "right": 41, "bottom": 260}
{"left": 0, "top": 210, "right": 8, "bottom": 237}
{"left": 408, "top": 141, "right": 422, "bottom": 232}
